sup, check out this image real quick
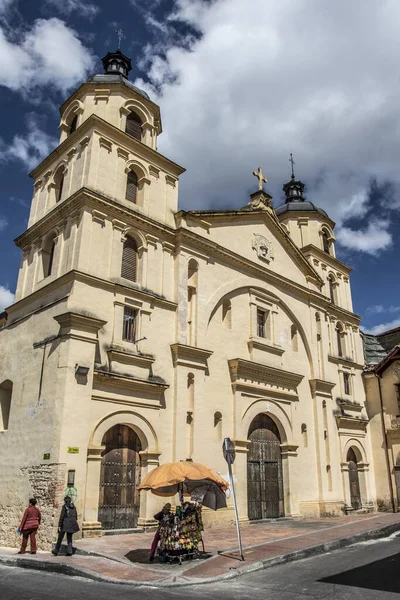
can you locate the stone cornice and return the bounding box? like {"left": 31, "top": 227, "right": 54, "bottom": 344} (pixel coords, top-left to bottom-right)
{"left": 301, "top": 244, "right": 352, "bottom": 274}
{"left": 30, "top": 114, "right": 185, "bottom": 180}
{"left": 179, "top": 208, "right": 323, "bottom": 288}
{"left": 93, "top": 369, "right": 169, "bottom": 393}
{"left": 54, "top": 311, "right": 107, "bottom": 337}
{"left": 309, "top": 379, "right": 336, "bottom": 397}
{"left": 335, "top": 414, "right": 368, "bottom": 431}
{"left": 106, "top": 345, "right": 155, "bottom": 369}
{"left": 170, "top": 343, "right": 213, "bottom": 371}
{"left": 328, "top": 354, "right": 364, "bottom": 370}
{"left": 14, "top": 187, "right": 177, "bottom": 249}
{"left": 228, "top": 358, "right": 304, "bottom": 389}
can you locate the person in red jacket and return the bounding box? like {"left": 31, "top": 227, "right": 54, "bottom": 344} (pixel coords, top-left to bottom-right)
{"left": 17, "top": 498, "right": 41, "bottom": 554}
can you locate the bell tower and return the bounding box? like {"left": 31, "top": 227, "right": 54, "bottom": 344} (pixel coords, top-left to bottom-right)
{"left": 15, "top": 49, "right": 185, "bottom": 303}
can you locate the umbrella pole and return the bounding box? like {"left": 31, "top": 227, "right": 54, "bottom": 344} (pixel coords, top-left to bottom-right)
{"left": 227, "top": 453, "right": 244, "bottom": 561}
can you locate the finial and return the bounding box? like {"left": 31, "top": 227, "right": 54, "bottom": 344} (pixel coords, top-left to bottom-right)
{"left": 289, "top": 153, "right": 295, "bottom": 179}
{"left": 253, "top": 167, "right": 268, "bottom": 191}
{"left": 115, "top": 28, "right": 125, "bottom": 50}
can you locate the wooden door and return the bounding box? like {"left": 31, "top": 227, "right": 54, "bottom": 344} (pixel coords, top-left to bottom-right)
{"left": 98, "top": 425, "right": 142, "bottom": 530}
{"left": 347, "top": 448, "right": 361, "bottom": 510}
{"left": 247, "top": 414, "right": 284, "bottom": 520}
{"left": 395, "top": 469, "right": 400, "bottom": 508}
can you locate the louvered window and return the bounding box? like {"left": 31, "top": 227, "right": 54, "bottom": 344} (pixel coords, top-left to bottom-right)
{"left": 69, "top": 114, "right": 78, "bottom": 135}
{"left": 126, "top": 171, "right": 138, "bottom": 203}
{"left": 125, "top": 112, "right": 142, "bottom": 141}
{"left": 121, "top": 236, "right": 138, "bottom": 282}
{"left": 123, "top": 307, "right": 137, "bottom": 342}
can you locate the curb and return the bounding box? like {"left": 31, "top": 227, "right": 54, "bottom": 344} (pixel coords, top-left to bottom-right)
{"left": 0, "top": 521, "right": 399, "bottom": 588}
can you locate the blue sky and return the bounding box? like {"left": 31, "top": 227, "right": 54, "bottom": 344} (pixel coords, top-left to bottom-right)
{"left": 0, "top": 0, "right": 400, "bottom": 334}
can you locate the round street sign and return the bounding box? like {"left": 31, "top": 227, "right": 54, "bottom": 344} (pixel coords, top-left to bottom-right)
{"left": 223, "top": 437, "right": 236, "bottom": 464}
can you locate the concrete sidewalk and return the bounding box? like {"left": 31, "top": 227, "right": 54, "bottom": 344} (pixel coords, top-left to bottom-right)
{"left": 1, "top": 512, "right": 399, "bottom": 587}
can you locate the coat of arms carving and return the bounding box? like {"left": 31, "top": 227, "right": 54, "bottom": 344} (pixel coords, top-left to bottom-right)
{"left": 252, "top": 234, "right": 274, "bottom": 263}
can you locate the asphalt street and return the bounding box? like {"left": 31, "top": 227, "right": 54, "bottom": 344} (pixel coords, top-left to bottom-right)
{"left": 1, "top": 533, "right": 399, "bottom": 599}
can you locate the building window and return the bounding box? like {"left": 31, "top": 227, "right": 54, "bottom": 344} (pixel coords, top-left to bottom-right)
{"left": 328, "top": 275, "right": 335, "bottom": 304}
{"left": 121, "top": 236, "right": 138, "bottom": 282}
{"left": 301, "top": 423, "right": 308, "bottom": 448}
{"left": 42, "top": 236, "right": 56, "bottom": 278}
{"left": 56, "top": 174, "right": 64, "bottom": 203}
{"left": 222, "top": 299, "right": 232, "bottom": 329}
{"left": 214, "top": 411, "right": 222, "bottom": 441}
{"left": 343, "top": 372, "right": 351, "bottom": 395}
{"left": 322, "top": 230, "right": 330, "bottom": 254}
{"left": 257, "top": 308, "right": 270, "bottom": 339}
{"left": 122, "top": 307, "right": 137, "bottom": 342}
{"left": 69, "top": 114, "right": 78, "bottom": 135}
{"left": 126, "top": 170, "right": 138, "bottom": 203}
{"left": 396, "top": 384, "right": 400, "bottom": 415}
{"left": 0, "top": 379, "right": 13, "bottom": 431}
{"left": 125, "top": 112, "right": 142, "bottom": 141}
{"left": 336, "top": 325, "right": 344, "bottom": 357}
{"left": 291, "top": 324, "right": 298, "bottom": 351}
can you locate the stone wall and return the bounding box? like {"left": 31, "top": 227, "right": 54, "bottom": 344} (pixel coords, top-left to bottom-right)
{"left": 0, "top": 463, "right": 66, "bottom": 549}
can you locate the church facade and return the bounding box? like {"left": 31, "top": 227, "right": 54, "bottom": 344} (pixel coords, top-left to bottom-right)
{"left": 0, "top": 50, "right": 376, "bottom": 546}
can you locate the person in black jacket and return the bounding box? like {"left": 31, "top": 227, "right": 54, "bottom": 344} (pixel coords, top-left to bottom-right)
{"left": 52, "top": 496, "right": 80, "bottom": 556}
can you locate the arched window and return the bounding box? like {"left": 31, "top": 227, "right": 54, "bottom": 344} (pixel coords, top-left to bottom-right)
{"left": 336, "top": 323, "right": 344, "bottom": 357}
{"left": 291, "top": 324, "right": 298, "bottom": 352}
{"left": 222, "top": 299, "right": 232, "bottom": 329}
{"left": 42, "top": 236, "right": 56, "bottom": 278}
{"left": 69, "top": 114, "right": 78, "bottom": 135}
{"left": 187, "top": 373, "right": 195, "bottom": 459}
{"left": 54, "top": 167, "right": 65, "bottom": 203}
{"left": 126, "top": 170, "right": 138, "bottom": 203}
{"left": 301, "top": 423, "right": 308, "bottom": 448}
{"left": 214, "top": 411, "right": 223, "bottom": 440}
{"left": 121, "top": 236, "right": 138, "bottom": 282}
{"left": 328, "top": 274, "right": 336, "bottom": 304}
{"left": 125, "top": 112, "right": 142, "bottom": 141}
{"left": 322, "top": 230, "right": 330, "bottom": 254}
{"left": 187, "top": 259, "right": 198, "bottom": 346}
{"left": 0, "top": 379, "right": 13, "bottom": 431}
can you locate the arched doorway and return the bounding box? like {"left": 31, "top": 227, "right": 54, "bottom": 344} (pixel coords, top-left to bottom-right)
{"left": 247, "top": 414, "right": 284, "bottom": 520}
{"left": 347, "top": 448, "right": 361, "bottom": 510}
{"left": 98, "top": 424, "right": 142, "bottom": 530}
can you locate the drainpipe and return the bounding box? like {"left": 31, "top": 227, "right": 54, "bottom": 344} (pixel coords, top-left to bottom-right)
{"left": 376, "top": 374, "right": 396, "bottom": 512}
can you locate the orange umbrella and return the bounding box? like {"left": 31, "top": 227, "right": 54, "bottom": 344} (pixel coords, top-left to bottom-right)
{"left": 138, "top": 461, "right": 228, "bottom": 510}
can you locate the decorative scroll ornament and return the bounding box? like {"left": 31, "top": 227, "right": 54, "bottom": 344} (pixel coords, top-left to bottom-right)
{"left": 252, "top": 233, "right": 274, "bottom": 262}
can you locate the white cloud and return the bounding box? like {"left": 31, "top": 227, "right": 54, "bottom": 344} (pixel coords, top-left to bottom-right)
{"left": 389, "top": 306, "right": 400, "bottom": 313}
{"left": 363, "top": 318, "right": 400, "bottom": 336}
{"left": 0, "top": 216, "right": 8, "bottom": 230}
{"left": 336, "top": 219, "right": 392, "bottom": 254}
{"left": 0, "top": 17, "right": 95, "bottom": 95}
{"left": 44, "top": 0, "right": 99, "bottom": 19}
{"left": 0, "top": 285, "right": 14, "bottom": 311}
{"left": 135, "top": 0, "right": 400, "bottom": 253}
{"left": 0, "top": 0, "right": 14, "bottom": 14}
{"left": 0, "top": 114, "right": 58, "bottom": 170}
{"left": 366, "top": 305, "right": 385, "bottom": 316}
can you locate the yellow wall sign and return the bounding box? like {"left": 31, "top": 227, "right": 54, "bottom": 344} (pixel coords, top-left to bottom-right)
{"left": 67, "top": 447, "right": 79, "bottom": 454}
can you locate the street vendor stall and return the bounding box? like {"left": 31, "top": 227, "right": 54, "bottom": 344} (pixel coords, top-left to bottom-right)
{"left": 138, "top": 461, "right": 228, "bottom": 564}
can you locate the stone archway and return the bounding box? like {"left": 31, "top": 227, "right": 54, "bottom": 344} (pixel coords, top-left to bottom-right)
{"left": 247, "top": 414, "right": 284, "bottom": 520}
{"left": 98, "top": 424, "right": 142, "bottom": 530}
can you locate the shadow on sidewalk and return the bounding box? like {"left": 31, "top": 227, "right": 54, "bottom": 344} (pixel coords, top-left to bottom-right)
{"left": 319, "top": 551, "right": 400, "bottom": 594}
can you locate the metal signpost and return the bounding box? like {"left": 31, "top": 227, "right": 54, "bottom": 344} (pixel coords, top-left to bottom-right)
{"left": 223, "top": 437, "right": 244, "bottom": 561}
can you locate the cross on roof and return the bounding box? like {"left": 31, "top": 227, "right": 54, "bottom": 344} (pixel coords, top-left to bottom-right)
{"left": 289, "top": 153, "right": 295, "bottom": 178}
{"left": 115, "top": 29, "right": 125, "bottom": 50}
{"left": 253, "top": 167, "right": 268, "bottom": 191}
